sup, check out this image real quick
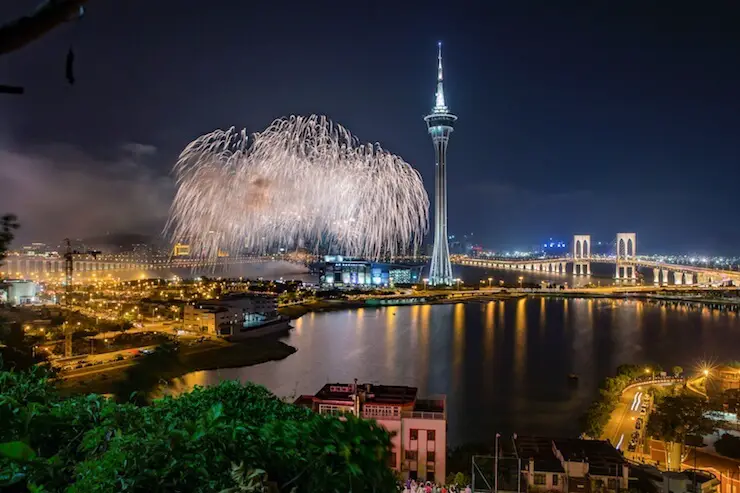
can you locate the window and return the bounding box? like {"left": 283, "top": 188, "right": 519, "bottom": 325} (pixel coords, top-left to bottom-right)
{"left": 427, "top": 430, "right": 436, "bottom": 441}
{"left": 607, "top": 478, "right": 618, "bottom": 490}
{"left": 552, "top": 474, "right": 559, "bottom": 486}
{"left": 388, "top": 452, "right": 397, "bottom": 468}
{"left": 405, "top": 450, "right": 418, "bottom": 460}
{"left": 534, "top": 474, "right": 546, "bottom": 485}
{"left": 410, "top": 429, "right": 418, "bottom": 440}
{"left": 426, "top": 451, "right": 435, "bottom": 462}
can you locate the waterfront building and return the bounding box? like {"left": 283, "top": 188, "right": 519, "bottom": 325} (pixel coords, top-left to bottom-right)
{"left": 0, "top": 280, "right": 40, "bottom": 305}
{"left": 294, "top": 381, "right": 446, "bottom": 483}
{"left": 182, "top": 294, "right": 278, "bottom": 335}
{"left": 319, "top": 255, "right": 422, "bottom": 287}
{"left": 706, "top": 365, "right": 740, "bottom": 395}
{"left": 424, "top": 42, "right": 456, "bottom": 286}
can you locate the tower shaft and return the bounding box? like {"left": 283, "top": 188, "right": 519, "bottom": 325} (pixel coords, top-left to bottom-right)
{"left": 429, "top": 132, "right": 453, "bottom": 284}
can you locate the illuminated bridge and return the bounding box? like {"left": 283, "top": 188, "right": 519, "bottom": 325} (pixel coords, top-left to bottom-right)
{"left": 455, "top": 233, "right": 740, "bottom": 286}
{"left": 0, "top": 255, "right": 284, "bottom": 281}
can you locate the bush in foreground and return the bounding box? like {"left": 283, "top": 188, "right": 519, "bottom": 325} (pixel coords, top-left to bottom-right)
{"left": 0, "top": 367, "right": 395, "bottom": 492}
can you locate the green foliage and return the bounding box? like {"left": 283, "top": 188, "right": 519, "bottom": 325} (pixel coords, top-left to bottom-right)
{"left": 111, "top": 341, "right": 182, "bottom": 404}
{"left": 581, "top": 373, "right": 631, "bottom": 438}
{"left": 646, "top": 393, "right": 718, "bottom": 447}
{"left": 615, "top": 364, "right": 642, "bottom": 380}
{"left": 0, "top": 214, "right": 19, "bottom": 263}
{"left": 0, "top": 368, "right": 395, "bottom": 492}
{"left": 714, "top": 433, "right": 740, "bottom": 460}
{"left": 672, "top": 366, "right": 683, "bottom": 377}
{"left": 445, "top": 471, "right": 471, "bottom": 488}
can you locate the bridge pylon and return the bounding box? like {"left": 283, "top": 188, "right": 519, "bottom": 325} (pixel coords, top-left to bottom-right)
{"left": 615, "top": 232, "right": 637, "bottom": 281}
{"left": 572, "top": 235, "right": 591, "bottom": 276}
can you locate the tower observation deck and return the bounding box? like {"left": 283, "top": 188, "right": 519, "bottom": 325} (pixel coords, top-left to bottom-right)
{"left": 423, "top": 41, "right": 457, "bottom": 286}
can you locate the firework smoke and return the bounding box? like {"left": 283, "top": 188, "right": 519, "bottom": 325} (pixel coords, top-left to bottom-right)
{"left": 167, "top": 115, "right": 429, "bottom": 260}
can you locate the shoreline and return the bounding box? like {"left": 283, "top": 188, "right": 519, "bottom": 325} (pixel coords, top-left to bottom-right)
{"left": 57, "top": 336, "right": 296, "bottom": 395}
{"left": 278, "top": 288, "right": 740, "bottom": 321}
{"left": 277, "top": 292, "right": 526, "bottom": 320}
{"left": 532, "top": 290, "right": 740, "bottom": 307}
{"left": 60, "top": 289, "right": 737, "bottom": 395}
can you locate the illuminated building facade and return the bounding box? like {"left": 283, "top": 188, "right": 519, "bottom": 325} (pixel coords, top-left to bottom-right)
{"left": 173, "top": 243, "right": 190, "bottom": 257}
{"left": 295, "top": 382, "right": 447, "bottom": 483}
{"left": 424, "top": 42, "right": 457, "bottom": 285}
{"left": 319, "top": 255, "right": 422, "bottom": 287}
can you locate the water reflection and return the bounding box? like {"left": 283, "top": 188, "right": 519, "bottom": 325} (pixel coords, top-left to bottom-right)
{"left": 183, "top": 298, "right": 740, "bottom": 446}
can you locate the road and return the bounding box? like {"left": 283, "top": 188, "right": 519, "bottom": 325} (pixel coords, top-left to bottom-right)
{"left": 603, "top": 384, "right": 650, "bottom": 454}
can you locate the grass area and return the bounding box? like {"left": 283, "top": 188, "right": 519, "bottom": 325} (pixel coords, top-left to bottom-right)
{"left": 57, "top": 337, "right": 296, "bottom": 395}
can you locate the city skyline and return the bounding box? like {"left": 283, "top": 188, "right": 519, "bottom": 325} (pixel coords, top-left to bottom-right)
{"left": 0, "top": 2, "right": 739, "bottom": 254}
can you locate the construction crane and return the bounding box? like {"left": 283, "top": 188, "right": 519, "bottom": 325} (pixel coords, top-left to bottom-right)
{"left": 62, "top": 238, "right": 100, "bottom": 357}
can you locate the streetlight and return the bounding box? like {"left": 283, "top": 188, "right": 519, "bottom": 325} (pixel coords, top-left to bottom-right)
{"left": 488, "top": 277, "right": 493, "bottom": 288}
{"left": 518, "top": 276, "right": 523, "bottom": 289}
{"left": 423, "top": 278, "right": 429, "bottom": 290}
{"left": 455, "top": 278, "right": 461, "bottom": 290}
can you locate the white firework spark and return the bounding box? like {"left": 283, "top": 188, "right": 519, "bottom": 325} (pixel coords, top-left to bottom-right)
{"left": 167, "top": 115, "right": 429, "bottom": 260}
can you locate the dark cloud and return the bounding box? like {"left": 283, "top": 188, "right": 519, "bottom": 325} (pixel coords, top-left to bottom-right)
{"left": 0, "top": 143, "right": 173, "bottom": 244}
{"left": 121, "top": 142, "right": 158, "bottom": 157}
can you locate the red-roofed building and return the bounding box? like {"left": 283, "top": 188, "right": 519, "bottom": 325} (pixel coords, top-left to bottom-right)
{"left": 295, "top": 380, "right": 447, "bottom": 483}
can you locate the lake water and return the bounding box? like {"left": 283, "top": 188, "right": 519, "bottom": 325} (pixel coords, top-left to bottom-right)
{"left": 181, "top": 297, "right": 740, "bottom": 446}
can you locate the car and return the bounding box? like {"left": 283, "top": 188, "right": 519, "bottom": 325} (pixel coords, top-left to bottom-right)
{"left": 640, "top": 407, "right": 647, "bottom": 414}
{"left": 628, "top": 443, "right": 637, "bottom": 452}
{"left": 632, "top": 431, "right": 640, "bottom": 440}
{"left": 635, "top": 420, "right": 642, "bottom": 430}
{"left": 114, "top": 355, "right": 124, "bottom": 361}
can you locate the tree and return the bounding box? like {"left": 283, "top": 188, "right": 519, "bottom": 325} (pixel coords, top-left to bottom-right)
{"left": 715, "top": 433, "right": 740, "bottom": 460}
{"left": 0, "top": 369, "right": 396, "bottom": 492}
{"left": 646, "top": 393, "right": 719, "bottom": 469}
{"left": 672, "top": 366, "right": 683, "bottom": 377}
{"left": 0, "top": 214, "right": 19, "bottom": 265}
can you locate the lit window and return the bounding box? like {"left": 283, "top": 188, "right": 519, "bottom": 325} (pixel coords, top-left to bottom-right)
{"left": 410, "top": 429, "right": 418, "bottom": 440}
{"left": 534, "top": 474, "right": 545, "bottom": 485}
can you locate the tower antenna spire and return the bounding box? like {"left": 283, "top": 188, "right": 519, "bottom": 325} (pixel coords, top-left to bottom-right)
{"left": 434, "top": 41, "right": 447, "bottom": 111}
{"left": 437, "top": 41, "right": 443, "bottom": 81}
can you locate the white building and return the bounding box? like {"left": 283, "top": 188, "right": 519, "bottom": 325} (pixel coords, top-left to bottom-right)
{"left": 182, "top": 294, "right": 278, "bottom": 336}
{"left": 0, "top": 280, "right": 40, "bottom": 305}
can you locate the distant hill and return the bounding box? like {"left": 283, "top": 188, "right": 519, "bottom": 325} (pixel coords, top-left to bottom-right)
{"left": 75, "top": 233, "right": 167, "bottom": 254}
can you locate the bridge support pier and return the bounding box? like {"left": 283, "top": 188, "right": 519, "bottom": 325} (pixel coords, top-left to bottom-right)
{"left": 653, "top": 268, "right": 660, "bottom": 284}
{"left": 673, "top": 271, "right": 683, "bottom": 285}
{"left": 684, "top": 273, "right": 693, "bottom": 285}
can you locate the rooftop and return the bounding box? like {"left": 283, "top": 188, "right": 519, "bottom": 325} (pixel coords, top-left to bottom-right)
{"left": 515, "top": 436, "right": 626, "bottom": 476}
{"left": 314, "top": 382, "right": 418, "bottom": 405}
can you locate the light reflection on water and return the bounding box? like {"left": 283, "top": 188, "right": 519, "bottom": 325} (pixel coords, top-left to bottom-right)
{"left": 180, "top": 297, "right": 740, "bottom": 446}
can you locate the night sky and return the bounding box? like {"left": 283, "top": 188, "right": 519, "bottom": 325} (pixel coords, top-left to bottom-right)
{"left": 1, "top": 1, "right": 739, "bottom": 254}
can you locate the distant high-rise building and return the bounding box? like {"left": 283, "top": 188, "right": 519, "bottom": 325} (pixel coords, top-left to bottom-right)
{"left": 424, "top": 42, "right": 457, "bottom": 286}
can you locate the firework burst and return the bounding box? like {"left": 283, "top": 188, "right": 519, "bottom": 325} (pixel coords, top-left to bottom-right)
{"left": 167, "top": 115, "right": 429, "bottom": 260}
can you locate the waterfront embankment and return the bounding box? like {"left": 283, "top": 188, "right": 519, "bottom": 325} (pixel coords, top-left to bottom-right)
{"left": 57, "top": 336, "right": 296, "bottom": 395}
